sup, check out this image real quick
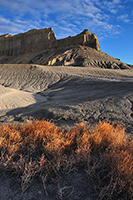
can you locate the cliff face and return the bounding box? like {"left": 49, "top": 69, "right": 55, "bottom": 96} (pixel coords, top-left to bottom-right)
{"left": 0, "top": 28, "right": 100, "bottom": 57}
{"left": 0, "top": 28, "right": 56, "bottom": 56}
{"left": 0, "top": 27, "right": 130, "bottom": 69}
{"left": 54, "top": 29, "right": 100, "bottom": 51}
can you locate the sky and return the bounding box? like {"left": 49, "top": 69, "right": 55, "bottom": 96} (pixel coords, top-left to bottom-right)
{"left": 0, "top": 0, "right": 133, "bottom": 64}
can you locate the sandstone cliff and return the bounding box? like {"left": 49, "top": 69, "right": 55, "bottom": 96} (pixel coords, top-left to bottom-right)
{"left": 0, "top": 27, "right": 130, "bottom": 69}
{"left": 0, "top": 27, "right": 100, "bottom": 57}
{"left": 0, "top": 28, "right": 56, "bottom": 56}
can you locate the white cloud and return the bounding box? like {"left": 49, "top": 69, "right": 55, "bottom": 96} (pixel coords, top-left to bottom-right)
{"left": 0, "top": 16, "right": 43, "bottom": 35}
{"left": 117, "top": 14, "right": 130, "bottom": 23}
{"left": 0, "top": 17, "right": 11, "bottom": 24}
{"left": 0, "top": 0, "right": 130, "bottom": 38}
{"left": 102, "top": 0, "right": 123, "bottom": 13}
{"left": 110, "top": 9, "right": 117, "bottom": 14}
{"left": 113, "top": 0, "right": 120, "bottom": 3}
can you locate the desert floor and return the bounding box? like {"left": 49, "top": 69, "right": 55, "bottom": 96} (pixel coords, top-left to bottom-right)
{"left": 0, "top": 64, "right": 132, "bottom": 133}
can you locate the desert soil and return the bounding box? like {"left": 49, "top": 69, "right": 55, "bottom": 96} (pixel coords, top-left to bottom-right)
{"left": 0, "top": 64, "right": 132, "bottom": 133}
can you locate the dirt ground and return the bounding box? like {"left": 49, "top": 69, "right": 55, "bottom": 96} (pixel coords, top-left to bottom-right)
{"left": 0, "top": 64, "right": 132, "bottom": 133}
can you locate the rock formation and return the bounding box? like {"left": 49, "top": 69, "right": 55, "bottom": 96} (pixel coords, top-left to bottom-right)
{"left": 0, "top": 28, "right": 56, "bottom": 56}
{"left": 0, "top": 27, "right": 130, "bottom": 69}
{"left": 0, "top": 27, "right": 100, "bottom": 57}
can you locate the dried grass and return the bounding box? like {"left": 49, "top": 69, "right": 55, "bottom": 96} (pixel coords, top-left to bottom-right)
{"left": 0, "top": 120, "right": 132, "bottom": 199}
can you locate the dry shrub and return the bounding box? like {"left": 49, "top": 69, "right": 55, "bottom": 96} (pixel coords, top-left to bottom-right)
{"left": 0, "top": 120, "right": 132, "bottom": 199}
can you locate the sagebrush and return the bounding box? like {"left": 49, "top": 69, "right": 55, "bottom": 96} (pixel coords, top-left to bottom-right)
{"left": 0, "top": 120, "right": 132, "bottom": 199}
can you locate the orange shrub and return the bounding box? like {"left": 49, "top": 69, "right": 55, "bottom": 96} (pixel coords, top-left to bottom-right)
{"left": 0, "top": 119, "right": 132, "bottom": 199}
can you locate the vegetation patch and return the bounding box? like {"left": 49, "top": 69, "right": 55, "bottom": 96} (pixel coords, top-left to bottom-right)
{"left": 0, "top": 120, "right": 132, "bottom": 199}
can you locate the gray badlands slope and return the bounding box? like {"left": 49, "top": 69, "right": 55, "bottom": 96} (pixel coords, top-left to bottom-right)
{"left": 0, "top": 64, "right": 133, "bottom": 134}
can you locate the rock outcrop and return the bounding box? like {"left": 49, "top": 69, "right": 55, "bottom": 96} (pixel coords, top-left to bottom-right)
{"left": 0, "top": 28, "right": 56, "bottom": 56}
{"left": 0, "top": 28, "right": 100, "bottom": 57}
{"left": 0, "top": 27, "right": 131, "bottom": 69}
{"left": 45, "top": 46, "right": 130, "bottom": 69}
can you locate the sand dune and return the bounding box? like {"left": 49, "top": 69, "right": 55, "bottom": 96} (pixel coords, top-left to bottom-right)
{"left": 0, "top": 64, "right": 133, "bottom": 133}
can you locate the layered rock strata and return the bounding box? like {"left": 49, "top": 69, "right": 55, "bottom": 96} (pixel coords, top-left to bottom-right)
{"left": 0, "top": 27, "right": 131, "bottom": 69}
{"left": 0, "top": 28, "right": 100, "bottom": 57}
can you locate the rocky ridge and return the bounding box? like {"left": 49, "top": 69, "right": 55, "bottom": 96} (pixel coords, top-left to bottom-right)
{"left": 0, "top": 28, "right": 100, "bottom": 56}
{"left": 0, "top": 27, "right": 130, "bottom": 69}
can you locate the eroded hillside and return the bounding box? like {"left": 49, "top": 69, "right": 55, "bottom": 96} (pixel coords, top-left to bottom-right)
{"left": 0, "top": 28, "right": 130, "bottom": 69}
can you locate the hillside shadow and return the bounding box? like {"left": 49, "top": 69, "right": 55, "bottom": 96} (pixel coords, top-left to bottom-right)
{"left": 1, "top": 80, "right": 132, "bottom": 127}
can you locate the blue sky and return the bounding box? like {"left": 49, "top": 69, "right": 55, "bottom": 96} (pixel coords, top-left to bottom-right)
{"left": 0, "top": 0, "right": 133, "bottom": 64}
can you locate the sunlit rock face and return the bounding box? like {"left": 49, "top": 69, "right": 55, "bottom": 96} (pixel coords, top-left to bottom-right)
{"left": 0, "top": 27, "right": 56, "bottom": 56}
{"left": 0, "top": 27, "right": 100, "bottom": 57}
{"left": 0, "top": 27, "right": 130, "bottom": 69}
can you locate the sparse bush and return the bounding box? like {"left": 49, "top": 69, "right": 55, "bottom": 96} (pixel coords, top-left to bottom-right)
{"left": 0, "top": 120, "right": 132, "bottom": 199}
